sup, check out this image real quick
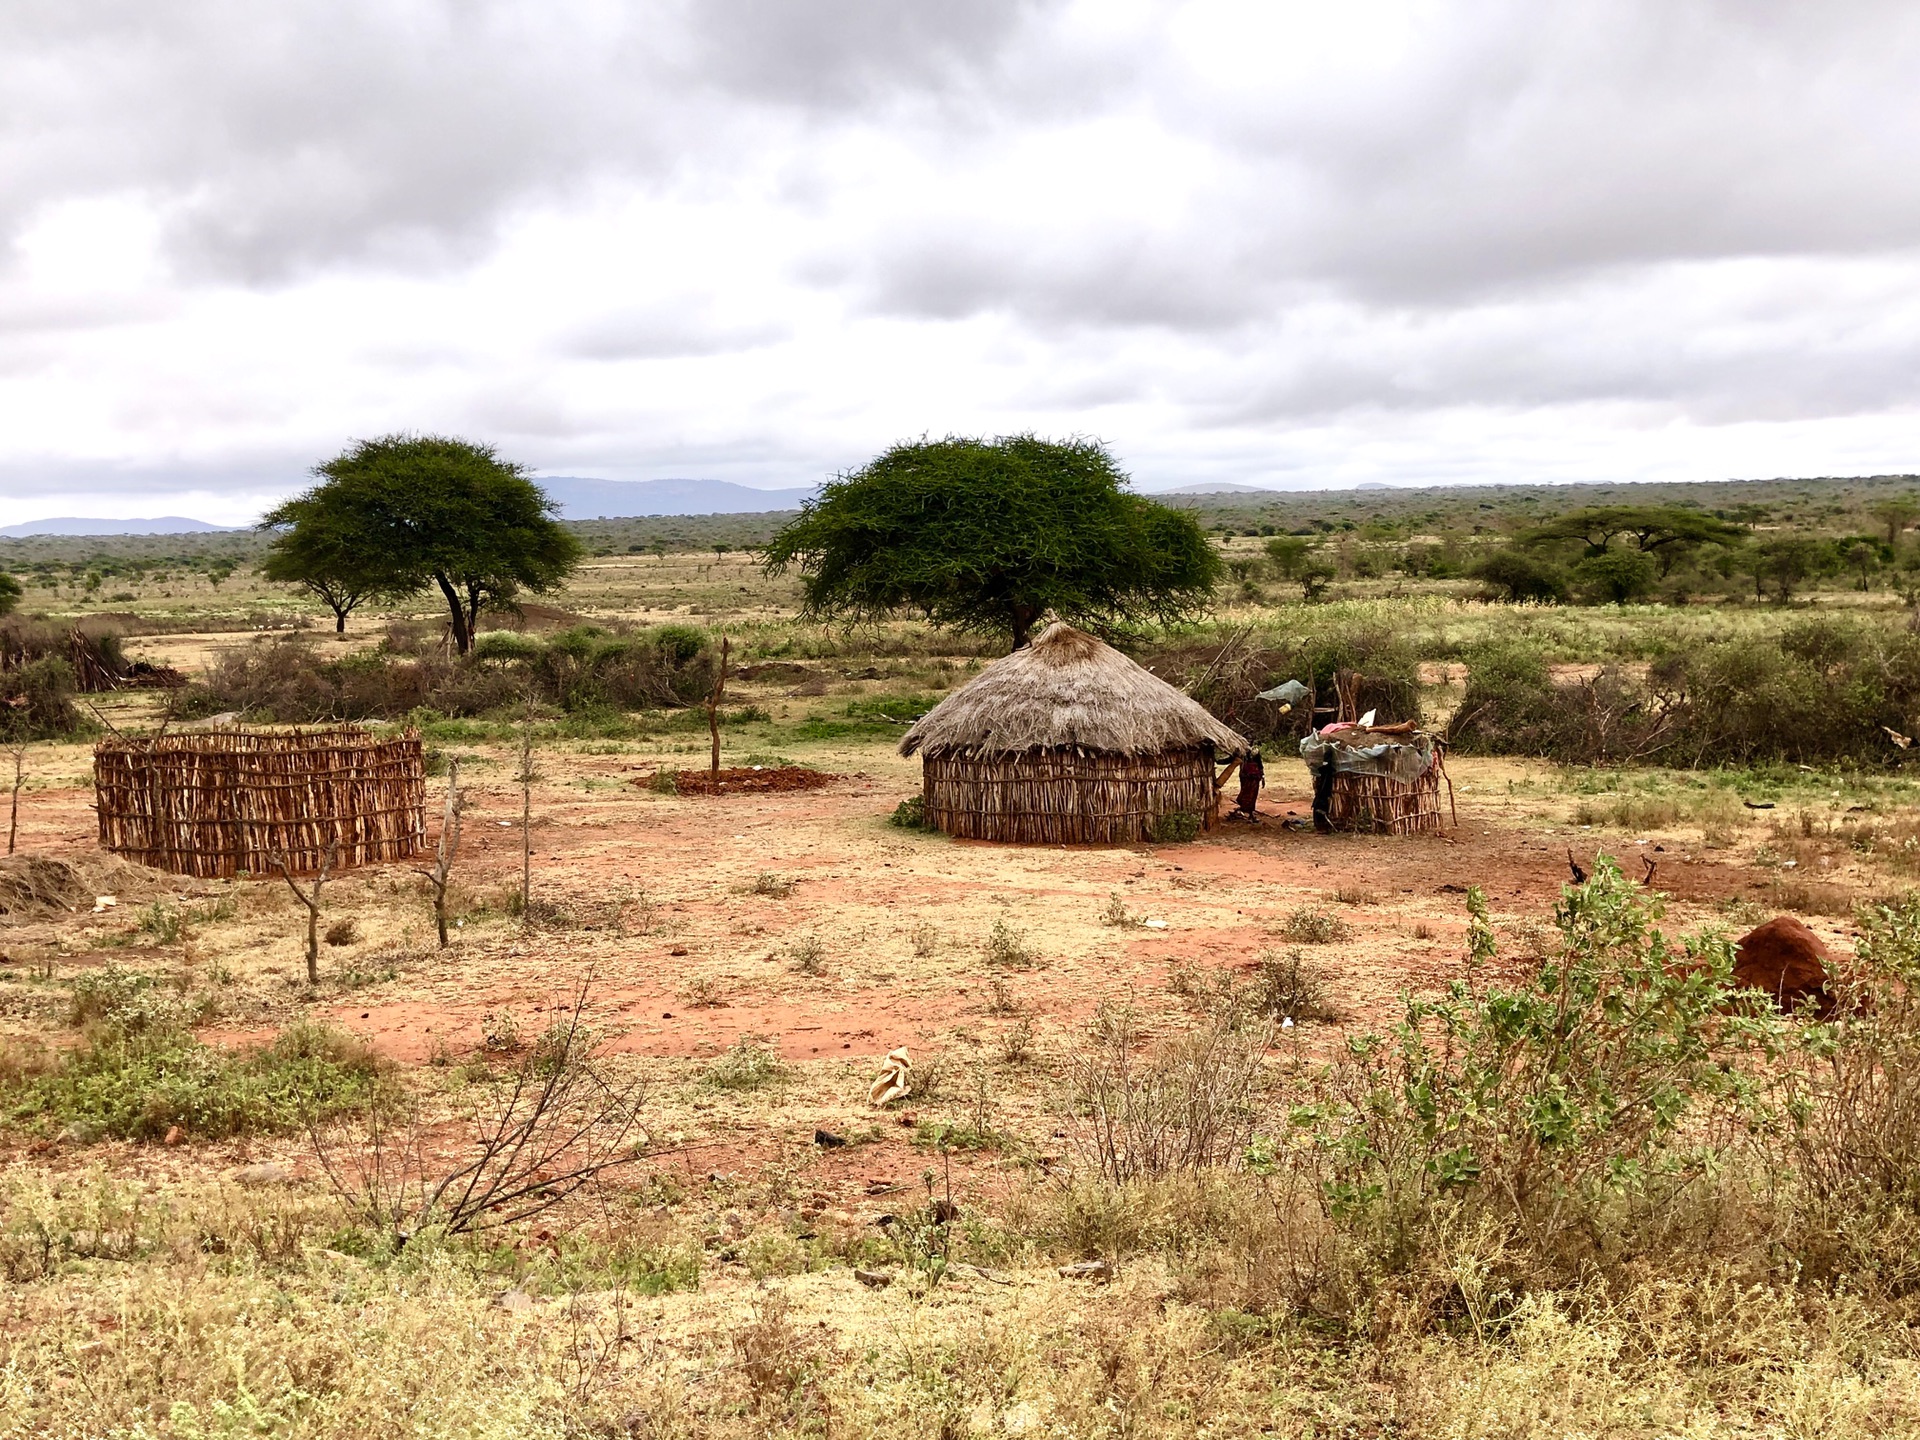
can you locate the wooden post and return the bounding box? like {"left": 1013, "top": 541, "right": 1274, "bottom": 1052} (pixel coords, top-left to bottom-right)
{"left": 518, "top": 701, "right": 536, "bottom": 918}
{"left": 706, "top": 637, "right": 730, "bottom": 780}
{"left": 6, "top": 745, "right": 24, "bottom": 855}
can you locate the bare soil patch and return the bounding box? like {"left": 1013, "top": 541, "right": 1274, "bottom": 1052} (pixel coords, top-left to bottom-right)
{"left": 654, "top": 765, "right": 840, "bottom": 795}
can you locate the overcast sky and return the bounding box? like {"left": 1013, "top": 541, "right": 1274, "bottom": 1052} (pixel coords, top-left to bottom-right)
{"left": 2, "top": 0, "right": 1918, "bottom": 524}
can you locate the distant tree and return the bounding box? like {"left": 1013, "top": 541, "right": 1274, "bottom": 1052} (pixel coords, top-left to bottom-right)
{"left": 0, "top": 572, "right": 20, "bottom": 617}
{"left": 1752, "top": 535, "right": 1835, "bottom": 604}
{"left": 1298, "top": 557, "right": 1337, "bottom": 603}
{"left": 1264, "top": 535, "right": 1312, "bottom": 579}
{"left": 1468, "top": 549, "right": 1569, "bottom": 603}
{"left": 267, "top": 436, "right": 581, "bottom": 654}
{"left": 259, "top": 494, "right": 398, "bottom": 632}
{"left": 1520, "top": 505, "right": 1747, "bottom": 576}
{"left": 762, "top": 435, "right": 1220, "bottom": 649}
{"left": 1842, "top": 538, "right": 1884, "bottom": 591}
{"left": 1572, "top": 550, "right": 1657, "bottom": 605}
{"left": 1870, "top": 497, "right": 1920, "bottom": 547}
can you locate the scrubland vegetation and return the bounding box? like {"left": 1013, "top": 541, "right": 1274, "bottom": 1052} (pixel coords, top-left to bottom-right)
{"left": 4, "top": 472, "right": 1920, "bottom": 1435}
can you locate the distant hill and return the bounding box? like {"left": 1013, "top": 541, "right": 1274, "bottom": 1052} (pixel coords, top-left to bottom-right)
{"left": 536, "top": 477, "right": 815, "bottom": 518}
{"left": 1150, "top": 482, "right": 1284, "bottom": 496}
{"left": 0, "top": 516, "right": 237, "bottom": 537}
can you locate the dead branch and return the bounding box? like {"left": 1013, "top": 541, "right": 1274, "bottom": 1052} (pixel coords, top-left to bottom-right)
{"left": 309, "top": 970, "right": 649, "bottom": 1249}
{"left": 517, "top": 702, "right": 537, "bottom": 918}
{"left": 6, "top": 745, "right": 23, "bottom": 856}
{"left": 416, "top": 756, "right": 463, "bottom": 947}
{"left": 270, "top": 838, "right": 337, "bottom": 985}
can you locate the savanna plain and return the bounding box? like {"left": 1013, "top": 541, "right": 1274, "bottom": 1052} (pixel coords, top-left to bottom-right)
{"left": 6, "top": 490, "right": 1920, "bottom": 1437}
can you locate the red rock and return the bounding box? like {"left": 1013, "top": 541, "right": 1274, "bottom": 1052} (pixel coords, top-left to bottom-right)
{"left": 1734, "top": 915, "right": 1833, "bottom": 1017}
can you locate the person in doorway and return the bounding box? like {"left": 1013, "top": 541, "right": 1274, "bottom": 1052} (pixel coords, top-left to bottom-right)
{"left": 1234, "top": 749, "right": 1265, "bottom": 820}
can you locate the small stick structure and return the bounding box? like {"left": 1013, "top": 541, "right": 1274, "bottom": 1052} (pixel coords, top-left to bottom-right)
{"left": 1322, "top": 764, "right": 1447, "bottom": 836}
{"left": 706, "top": 636, "right": 730, "bottom": 780}
{"left": 94, "top": 726, "right": 425, "bottom": 879}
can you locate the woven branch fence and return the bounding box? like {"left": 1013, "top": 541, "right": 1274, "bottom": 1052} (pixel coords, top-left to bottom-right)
{"left": 922, "top": 746, "right": 1217, "bottom": 844}
{"left": 95, "top": 726, "right": 426, "bottom": 878}
{"left": 1325, "top": 765, "right": 1447, "bottom": 836}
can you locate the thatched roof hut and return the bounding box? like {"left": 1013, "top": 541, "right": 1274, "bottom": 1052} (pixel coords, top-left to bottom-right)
{"left": 899, "top": 623, "right": 1249, "bottom": 843}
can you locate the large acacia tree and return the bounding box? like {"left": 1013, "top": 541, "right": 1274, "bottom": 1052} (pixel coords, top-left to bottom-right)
{"left": 262, "top": 435, "right": 580, "bottom": 653}
{"left": 761, "top": 435, "right": 1221, "bottom": 649}
{"left": 1519, "top": 505, "right": 1747, "bottom": 577}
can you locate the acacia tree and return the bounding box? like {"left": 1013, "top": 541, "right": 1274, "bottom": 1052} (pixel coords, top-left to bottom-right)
{"left": 1520, "top": 505, "right": 1747, "bottom": 577}
{"left": 762, "top": 436, "right": 1221, "bottom": 649}
{"left": 265, "top": 436, "right": 580, "bottom": 654}
{"left": 258, "top": 494, "right": 395, "bottom": 632}
{"left": 0, "top": 572, "right": 20, "bottom": 617}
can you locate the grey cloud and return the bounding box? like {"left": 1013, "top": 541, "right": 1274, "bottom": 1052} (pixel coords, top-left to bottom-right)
{"left": 556, "top": 308, "right": 788, "bottom": 361}
{"left": 0, "top": 0, "right": 1066, "bottom": 284}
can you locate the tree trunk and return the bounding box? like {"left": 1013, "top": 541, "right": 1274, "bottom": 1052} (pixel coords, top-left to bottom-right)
{"left": 435, "top": 574, "right": 473, "bottom": 654}
{"left": 1009, "top": 606, "right": 1039, "bottom": 650}
{"left": 465, "top": 582, "right": 486, "bottom": 645}
{"left": 334, "top": 608, "right": 348, "bottom": 634}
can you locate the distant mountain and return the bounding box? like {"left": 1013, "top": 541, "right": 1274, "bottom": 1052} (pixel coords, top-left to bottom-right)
{"left": 536, "top": 477, "right": 815, "bottom": 518}
{"left": 1150, "top": 482, "right": 1283, "bottom": 496}
{"left": 0, "top": 516, "right": 237, "bottom": 537}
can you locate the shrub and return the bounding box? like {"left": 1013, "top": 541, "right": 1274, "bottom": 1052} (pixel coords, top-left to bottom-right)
{"left": 0, "top": 657, "right": 87, "bottom": 742}
{"left": 1286, "top": 866, "right": 1780, "bottom": 1270}
{"left": 1469, "top": 549, "right": 1569, "bottom": 603}
{"left": 1572, "top": 549, "right": 1658, "bottom": 604}
{"left": 1452, "top": 624, "right": 1920, "bottom": 767}
{"left": 1247, "top": 948, "right": 1339, "bottom": 1023}
{"left": 1280, "top": 906, "right": 1350, "bottom": 944}
{"left": 701, "top": 1037, "right": 788, "bottom": 1092}
{"left": 177, "top": 623, "right": 721, "bottom": 723}
{"left": 984, "top": 918, "right": 1039, "bottom": 968}
{"left": 1147, "top": 810, "right": 1203, "bottom": 844}
{"left": 1071, "top": 1006, "right": 1272, "bottom": 1183}
{"left": 888, "top": 794, "right": 932, "bottom": 829}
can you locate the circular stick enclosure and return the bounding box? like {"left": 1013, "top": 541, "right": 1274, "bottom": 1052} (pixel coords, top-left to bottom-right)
{"left": 95, "top": 726, "right": 426, "bottom": 878}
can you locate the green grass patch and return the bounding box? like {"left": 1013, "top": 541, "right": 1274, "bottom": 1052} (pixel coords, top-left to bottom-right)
{"left": 4, "top": 1019, "right": 394, "bottom": 1143}
{"left": 793, "top": 691, "right": 942, "bottom": 742}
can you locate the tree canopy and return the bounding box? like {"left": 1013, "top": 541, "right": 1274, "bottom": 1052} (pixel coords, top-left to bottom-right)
{"left": 761, "top": 435, "right": 1221, "bottom": 649}
{"left": 1519, "top": 505, "right": 1747, "bottom": 575}
{"left": 262, "top": 435, "right": 580, "bottom": 653}
{"left": 258, "top": 495, "right": 396, "bottom": 632}
{"left": 0, "top": 572, "right": 20, "bottom": 618}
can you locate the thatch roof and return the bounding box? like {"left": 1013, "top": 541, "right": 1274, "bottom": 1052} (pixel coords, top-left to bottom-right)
{"left": 900, "top": 623, "right": 1250, "bottom": 761}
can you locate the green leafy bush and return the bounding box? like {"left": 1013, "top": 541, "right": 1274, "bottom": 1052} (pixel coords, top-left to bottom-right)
{"left": 1147, "top": 810, "right": 1203, "bottom": 844}
{"left": 1287, "top": 863, "right": 1781, "bottom": 1267}
{"left": 0, "top": 656, "right": 87, "bottom": 742}
{"left": 1468, "top": 549, "right": 1569, "bottom": 603}
{"left": 889, "top": 794, "right": 933, "bottom": 829}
